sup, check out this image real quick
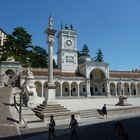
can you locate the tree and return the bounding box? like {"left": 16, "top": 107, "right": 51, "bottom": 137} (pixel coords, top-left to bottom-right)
{"left": 2, "top": 27, "right": 32, "bottom": 66}
{"left": 53, "top": 59, "right": 58, "bottom": 69}
{"left": 94, "top": 48, "right": 104, "bottom": 62}
{"left": 80, "top": 44, "right": 90, "bottom": 57}
{"left": 30, "top": 46, "right": 48, "bottom": 68}
{"left": 77, "top": 50, "right": 82, "bottom": 58}
{"left": 2, "top": 27, "right": 49, "bottom": 68}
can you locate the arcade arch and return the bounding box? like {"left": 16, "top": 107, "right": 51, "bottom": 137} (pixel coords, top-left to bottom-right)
{"left": 34, "top": 81, "right": 42, "bottom": 97}
{"left": 131, "top": 83, "right": 136, "bottom": 95}
{"left": 55, "top": 82, "right": 61, "bottom": 97}
{"left": 110, "top": 83, "right": 115, "bottom": 96}
{"left": 62, "top": 82, "right": 69, "bottom": 96}
{"left": 90, "top": 68, "right": 106, "bottom": 95}
{"left": 137, "top": 83, "right": 140, "bottom": 95}
{"left": 124, "top": 83, "right": 129, "bottom": 95}
{"left": 71, "top": 82, "right": 78, "bottom": 96}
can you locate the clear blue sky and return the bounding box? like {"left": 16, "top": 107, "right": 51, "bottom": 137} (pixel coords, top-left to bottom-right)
{"left": 1, "top": 0, "right": 140, "bottom": 70}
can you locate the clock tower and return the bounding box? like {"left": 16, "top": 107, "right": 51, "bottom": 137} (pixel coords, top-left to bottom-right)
{"left": 57, "top": 25, "right": 78, "bottom": 72}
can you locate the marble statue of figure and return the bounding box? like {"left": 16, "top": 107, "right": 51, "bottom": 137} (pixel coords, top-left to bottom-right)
{"left": 27, "top": 67, "right": 33, "bottom": 76}
{"left": 48, "top": 16, "right": 53, "bottom": 29}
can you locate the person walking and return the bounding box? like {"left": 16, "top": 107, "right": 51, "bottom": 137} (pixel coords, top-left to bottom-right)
{"left": 48, "top": 115, "right": 56, "bottom": 140}
{"left": 102, "top": 104, "right": 107, "bottom": 118}
{"left": 69, "top": 114, "right": 79, "bottom": 140}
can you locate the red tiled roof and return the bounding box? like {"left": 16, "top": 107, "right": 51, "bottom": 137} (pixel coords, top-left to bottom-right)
{"left": 22, "top": 68, "right": 140, "bottom": 79}
{"left": 22, "top": 68, "right": 84, "bottom": 77}
{"left": 109, "top": 70, "right": 140, "bottom": 78}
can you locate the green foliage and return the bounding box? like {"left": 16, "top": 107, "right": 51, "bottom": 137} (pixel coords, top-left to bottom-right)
{"left": 1, "top": 27, "right": 48, "bottom": 68}
{"left": 77, "top": 50, "right": 82, "bottom": 57}
{"left": 53, "top": 59, "right": 58, "bottom": 69}
{"left": 94, "top": 48, "right": 104, "bottom": 62}
{"left": 30, "top": 46, "right": 48, "bottom": 68}
{"left": 77, "top": 44, "right": 90, "bottom": 58}
{"left": 80, "top": 44, "right": 90, "bottom": 57}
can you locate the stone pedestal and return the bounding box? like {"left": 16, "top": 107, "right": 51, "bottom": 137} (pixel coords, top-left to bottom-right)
{"left": 47, "top": 83, "right": 56, "bottom": 100}
{"left": 116, "top": 96, "right": 128, "bottom": 106}
{"left": 86, "top": 79, "right": 91, "bottom": 97}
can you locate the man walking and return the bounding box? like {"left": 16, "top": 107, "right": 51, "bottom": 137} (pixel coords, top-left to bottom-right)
{"left": 69, "top": 114, "right": 79, "bottom": 140}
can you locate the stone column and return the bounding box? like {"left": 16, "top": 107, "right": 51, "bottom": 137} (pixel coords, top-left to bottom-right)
{"left": 44, "top": 16, "right": 57, "bottom": 103}
{"left": 106, "top": 80, "right": 110, "bottom": 96}
{"left": 69, "top": 83, "right": 71, "bottom": 97}
{"left": 41, "top": 84, "right": 44, "bottom": 97}
{"left": 77, "top": 83, "right": 80, "bottom": 96}
{"left": 60, "top": 83, "right": 62, "bottom": 97}
{"left": 115, "top": 84, "right": 117, "bottom": 96}
{"left": 86, "top": 79, "right": 91, "bottom": 97}
{"left": 135, "top": 83, "right": 138, "bottom": 95}
{"left": 129, "top": 83, "right": 131, "bottom": 96}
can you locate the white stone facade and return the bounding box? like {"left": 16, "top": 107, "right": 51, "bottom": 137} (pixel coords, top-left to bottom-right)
{"left": 0, "top": 28, "right": 7, "bottom": 46}
{"left": 1, "top": 26, "right": 140, "bottom": 100}
{"left": 57, "top": 29, "right": 78, "bottom": 72}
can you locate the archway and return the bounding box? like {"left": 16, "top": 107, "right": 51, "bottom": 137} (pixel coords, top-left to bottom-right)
{"left": 131, "top": 83, "right": 136, "bottom": 95}
{"left": 62, "top": 82, "right": 69, "bottom": 96}
{"left": 55, "top": 82, "right": 61, "bottom": 97}
{"left": 124, "top": 83, "right": 129, "bottom": 95}
{"left": 71, "top": 82, "right": 78, "bottom": 96}
{"left": 34, "top": 81, "right": 42, "bottom": 97}
{"left": 137, "top": 83, "right": 140, "bottom": 95}
{"left": 90, "top": 68, "right": 106, "bottom": 95}
{"left": 110, "top": 83, "right": 115, "bottom": 96}
{"left": 117, "top": 83, "right": 121, "bottom": 96}
{"left": 79, "top": 82, "right": 86, "bottom": 96}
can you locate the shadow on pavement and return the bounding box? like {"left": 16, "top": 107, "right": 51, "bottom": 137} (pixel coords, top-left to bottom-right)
{"left": 7, "top": 117, "right": 19, "bottom": 123}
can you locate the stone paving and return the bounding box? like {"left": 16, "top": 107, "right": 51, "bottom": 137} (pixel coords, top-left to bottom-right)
{"left": 1, "top": 86, "right": 140, "bottom": 140}
{"left": 0, "top": 87, "right": 21, "bottom": 140}
{"left": 21, "top": 113, "right": 140, "bottom": 140}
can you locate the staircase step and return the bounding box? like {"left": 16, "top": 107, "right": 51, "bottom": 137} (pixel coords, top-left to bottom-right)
{"left": 36, "top": 106, "right": 67, "bottom": 110}
{"left": 33, "top": 108, "right": 70, "bottom": 112}
{"left": 22, "top": 109, "right": 36, "bottom": 116}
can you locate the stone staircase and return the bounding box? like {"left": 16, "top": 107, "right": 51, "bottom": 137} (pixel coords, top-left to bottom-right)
{"left": 79, "top": 109, "right": 99, "bottom": 118}
{"left": 13, "top": 91, "right": 46, "bottom": 129}
{"left": 33, "top": 103, "right": 80, "bottom": 123}
{"left": 79, "top": 106, "right": 140, "bottom": 119}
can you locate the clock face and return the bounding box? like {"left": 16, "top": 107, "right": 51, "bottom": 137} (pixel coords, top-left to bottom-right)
{"left": 66, "top": 39, "right": 72, "bottom": 46}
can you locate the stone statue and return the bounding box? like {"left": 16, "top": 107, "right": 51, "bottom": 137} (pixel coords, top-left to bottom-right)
{"left": 27, "top": 67, "right": 33, "bottom": 76}
{"left": 48, "top": 16, "right": 53, "bottom": 29}
{"left": 65, "top": 24, "right": 68, "bottom": 29}
{"left": 70, "top": 24, "right": 73, "bottom": 30}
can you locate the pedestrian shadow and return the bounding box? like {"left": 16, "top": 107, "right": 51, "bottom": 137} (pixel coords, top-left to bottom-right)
{"left": 7, "top": 117, "right": 19, "bottom": 123}
{"left": 96, "top": 116, "right": 104, "bottom": 119}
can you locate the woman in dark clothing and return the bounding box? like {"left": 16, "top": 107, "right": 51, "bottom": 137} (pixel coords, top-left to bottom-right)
{"left": 102, "top": 104, "right": 107, "bottom": 118}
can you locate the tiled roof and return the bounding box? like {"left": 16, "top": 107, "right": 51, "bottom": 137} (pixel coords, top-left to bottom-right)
{"left": 22, "top": 68, "right": 140, "bottom": 79}
{"left": 109, "top": 70, "right": 140, "bottom": 78}
{"left": 22, "top": 68, "right": 84, "bottom": 77}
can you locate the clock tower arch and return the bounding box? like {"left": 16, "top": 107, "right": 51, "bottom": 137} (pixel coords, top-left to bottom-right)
{"left": 57, "top": 25, "right": 78, "bottom": 72}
